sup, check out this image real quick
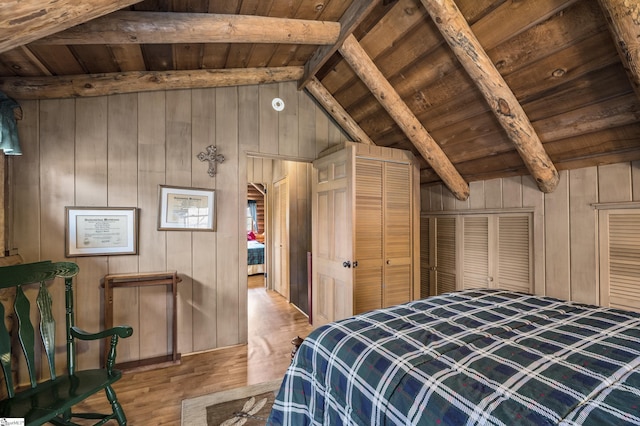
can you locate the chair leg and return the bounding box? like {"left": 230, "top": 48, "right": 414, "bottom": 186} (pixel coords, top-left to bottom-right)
{"left": 105, "top": 385, "right": 127, "bottom": 425}
{"left": 62, "top": 408, "right": 72, "bottom": 420}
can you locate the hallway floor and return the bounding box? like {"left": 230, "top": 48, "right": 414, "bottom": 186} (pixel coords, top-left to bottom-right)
{"left": 76, "top": 274, "right": 313, "bottom": 425}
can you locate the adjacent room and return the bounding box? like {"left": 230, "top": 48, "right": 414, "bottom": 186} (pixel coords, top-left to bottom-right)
{"left": 0, "top": 0, "right": 639, "bottom": 424}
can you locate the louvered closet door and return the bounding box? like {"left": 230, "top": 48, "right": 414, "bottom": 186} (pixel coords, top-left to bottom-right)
{"left": 427, "top": 213, "right": 531, "bottom": 297}
{"left": 420, "top": 216, "right": 433, "bottom": 298}
{"left": 435, "top": 217, "right": 456, "bottom": 295}
{"left": 383, "top": 162, "right": 412, "bottom": 307}
{"left": 497, "top": 215, "right": 532, "bottom": 293}
{"left": 463, "top": 216, "right": 490, "bottom": 289}
{"left": 354, "top": 158, "right": 383, "bottom": 314}
{"left": 599, "top": 210, "right": 640, "bottom": 311}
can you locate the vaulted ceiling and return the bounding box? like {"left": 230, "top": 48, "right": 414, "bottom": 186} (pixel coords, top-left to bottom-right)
{"left": 1, "top": 0, "right": 639, "bottom": 199}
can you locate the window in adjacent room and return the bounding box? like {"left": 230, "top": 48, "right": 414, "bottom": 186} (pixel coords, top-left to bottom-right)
{"left": 247, "top": 200, "right": 257, "bottom": 232}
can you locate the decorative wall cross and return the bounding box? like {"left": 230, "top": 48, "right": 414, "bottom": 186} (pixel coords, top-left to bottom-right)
{"left": 197, "top": 145, "right": 225, "bottom": 177}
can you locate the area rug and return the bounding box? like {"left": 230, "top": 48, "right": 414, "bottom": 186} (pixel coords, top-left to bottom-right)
{"left": 181, "top": 379, "right": 282, "bottom": 426}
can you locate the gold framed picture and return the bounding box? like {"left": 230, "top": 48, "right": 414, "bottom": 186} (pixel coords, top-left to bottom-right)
{"left": 65, "top": 207, "right": 139, "bottom": 257}
{"left": 158, "top": 185, "right": 216, "bottom": 231}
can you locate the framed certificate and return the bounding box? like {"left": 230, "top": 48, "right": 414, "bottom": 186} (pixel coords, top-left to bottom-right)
{"left": 158, "top": 185, "right": 216, "bottom": 231}
{"left": 65, "top": 207, "right": 139, "bottom": 257}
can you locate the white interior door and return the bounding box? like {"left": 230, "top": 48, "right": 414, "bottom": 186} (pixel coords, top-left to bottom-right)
{"left": 312, "top": 148, "right": 353, "bottom": 327}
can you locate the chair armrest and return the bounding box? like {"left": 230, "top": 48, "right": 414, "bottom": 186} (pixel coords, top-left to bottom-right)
{"left": 72, "top": 325, "right": 134, "bottom": 374}
{"left": 71, "top": 325, "right": 133, "bottom": 341}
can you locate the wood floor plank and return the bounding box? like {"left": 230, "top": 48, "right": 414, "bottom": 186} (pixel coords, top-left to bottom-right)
{"left": 74, "top": 275, "right": 312, "bottom": 425}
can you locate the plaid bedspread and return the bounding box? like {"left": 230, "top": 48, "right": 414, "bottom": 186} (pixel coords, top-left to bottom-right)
{"left": 267, "top": 289, "right": 640, "bottom": 425}
{"left": 247, "top": 240, "right": 265, "bottom": 265}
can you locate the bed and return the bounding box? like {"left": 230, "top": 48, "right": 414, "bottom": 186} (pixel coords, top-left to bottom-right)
{"left": 268, "top": 288, "right": 640, "bottom": 425}
{"left": 247, "top": 240, "right": 265, "bottom": 275}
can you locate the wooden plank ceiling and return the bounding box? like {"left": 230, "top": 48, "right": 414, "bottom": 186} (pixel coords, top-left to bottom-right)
{"left": 0, "top": 0, "right": 638, "bottom": 198}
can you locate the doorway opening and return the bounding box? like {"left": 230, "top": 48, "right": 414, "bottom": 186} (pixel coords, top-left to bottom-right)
{"left": 246, "top": 156, "right": 312, "bottom": 320}
{"left": 247, "top": 183, "right": 267, "bottom": 279}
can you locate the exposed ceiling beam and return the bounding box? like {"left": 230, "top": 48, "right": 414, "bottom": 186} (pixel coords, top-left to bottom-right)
{"left": 0, "top": 0, "right": 142, "bottom": 54}
{"left": 33, "top": 11, "right": 341, "bottom": 46}
{"left": 420, "top": 0, "right": 559, "bottom": 194}
{"left": 305, "top": 77, "right": 374, "bottom": 145}
{"left": 597, "top": 0, "right": 640, "bottom": 100}
{"left": 339, "top": 34, "right": 469, "bottom": 200}
{"left": 0, "top": 67, "right": 304, "bottom": 99}
{"left": 299, "top": 0, "right": 381, "bottom": 89}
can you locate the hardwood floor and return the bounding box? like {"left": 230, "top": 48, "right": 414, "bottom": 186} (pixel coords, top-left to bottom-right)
{"left": 75, "top": 274, "right": 313, "bottom": 425}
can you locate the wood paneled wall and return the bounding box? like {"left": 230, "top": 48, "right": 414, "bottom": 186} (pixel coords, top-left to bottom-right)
{"left": 12, "top": 82, "right": 347, "bottom": 371}
{"left": 421, "top": 161, "right": 640, "bottom": 305}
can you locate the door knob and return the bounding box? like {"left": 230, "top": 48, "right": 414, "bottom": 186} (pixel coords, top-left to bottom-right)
{"left": 343, "top": 261, "right": 351, "bottom": 268}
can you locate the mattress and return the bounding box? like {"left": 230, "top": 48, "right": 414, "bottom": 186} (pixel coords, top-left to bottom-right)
{"left": 268, "top": 289, "right": 640, "bottom": 425}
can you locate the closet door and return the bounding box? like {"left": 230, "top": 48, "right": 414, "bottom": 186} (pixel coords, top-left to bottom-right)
{"left": 435, "top": 217, "right": 456, "bottom": 295}
{"left": 383, "top": 162, "right": 413, "bottom": 307}
{"left": 497, "top": 215, "right": 532, "bottom": 293}
{"left": 354, "top": 158, "right": 383, "bottom": 314}
{"left": 429, "top": 213, "right": 532, "bottom": 296}
{"left": 460, "top": 213, "right": 532, "bottom": 293}
{"left": 420, "top": 216, "right": 433, "bottom": 298}
{"left": 462, "top": 216, "right": 491, "bottom": 289}
{"left": 599, "top": 210, "right": 640, "bottom": 311}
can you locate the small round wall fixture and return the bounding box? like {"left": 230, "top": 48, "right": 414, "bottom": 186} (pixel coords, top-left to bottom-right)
{"left": 272, "top": 97, "right": 285, "bottom": 111}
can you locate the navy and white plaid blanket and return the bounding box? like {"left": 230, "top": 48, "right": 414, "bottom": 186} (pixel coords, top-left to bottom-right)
{"left": 268, "top": 289, "right": 640, "bottom": 425}
{"left": 248, "top": 240, "right": 265, "bottom": 265}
